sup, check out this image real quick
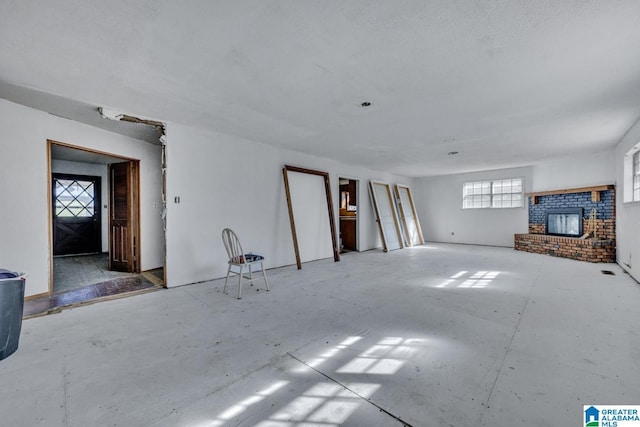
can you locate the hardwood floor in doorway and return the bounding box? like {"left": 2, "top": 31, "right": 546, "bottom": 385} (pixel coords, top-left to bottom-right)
{"left": 24, "top": 254, "right": 164, "bottom": 318}
{"left": 54, "top": 253, "right": 135, "bottom": 293}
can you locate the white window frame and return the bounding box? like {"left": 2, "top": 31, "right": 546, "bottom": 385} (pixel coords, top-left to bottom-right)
{"left": 623, "top": 143, "right": 640, "bottom": 203}
{"left": 463, "top": 178, "right": 523, "bottom": 209}
{"left": 634, "top": 150, "right": 640, "bottom": 202}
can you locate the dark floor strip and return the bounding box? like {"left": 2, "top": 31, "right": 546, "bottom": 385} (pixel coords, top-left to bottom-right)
{"left": 24, "top": 275, "right": 162, "bottom": 318}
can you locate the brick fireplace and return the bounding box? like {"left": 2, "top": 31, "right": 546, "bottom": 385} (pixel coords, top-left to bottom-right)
{"left": 514, "top": 185, "right": 615, "bottom": 262}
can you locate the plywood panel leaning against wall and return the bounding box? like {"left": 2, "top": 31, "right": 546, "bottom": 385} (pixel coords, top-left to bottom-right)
{"left": 369, "top": 181, "right": 404, "bottom": 252}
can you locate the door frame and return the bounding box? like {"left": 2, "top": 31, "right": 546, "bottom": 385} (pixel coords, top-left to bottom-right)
{"left": 394, "top": 184, "right": 424, "bottom": 247}
{"left": 338, "top": 176, "right": 359, "bottom": 252}
{"left": 282, "top": 165, "right": 340, "bottom": 269}
{"left": 47, "top": 140, "right": 143, "bottom": 295}
{"left": 369, "top": 180, "right": 404, "bottom": 252}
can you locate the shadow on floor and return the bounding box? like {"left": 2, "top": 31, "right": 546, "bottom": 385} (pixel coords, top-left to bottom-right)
{"left": 24, "top": 254, "right": 165, "bottom": 319}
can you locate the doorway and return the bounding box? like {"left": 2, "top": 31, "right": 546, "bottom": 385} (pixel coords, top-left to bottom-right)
{"left": 35, "top": 141, "right": 165, "bottom": 316}
{"left": 338, "top": 178, "right": 358, "bottom": 253}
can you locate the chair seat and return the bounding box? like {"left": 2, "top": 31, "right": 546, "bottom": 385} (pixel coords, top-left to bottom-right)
{"left": 229, "top": 253, "right": 264, "bottom": 264}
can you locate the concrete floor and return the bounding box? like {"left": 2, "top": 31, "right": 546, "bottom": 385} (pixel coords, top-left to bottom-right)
{"left": 1, "top": 243, "right": 639, "bottom": 426}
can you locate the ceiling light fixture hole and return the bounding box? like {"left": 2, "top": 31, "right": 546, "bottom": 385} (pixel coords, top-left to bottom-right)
{"left": 361, "top": 102, "right": 371, "bottom": 107}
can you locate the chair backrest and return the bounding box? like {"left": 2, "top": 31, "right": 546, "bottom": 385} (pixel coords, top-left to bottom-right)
{"left": 222, "top": 228, "right": 245, "bottom": 263}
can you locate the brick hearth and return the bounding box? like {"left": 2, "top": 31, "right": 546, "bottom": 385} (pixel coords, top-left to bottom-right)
{"left": 514, "top": 233, "right": 615, "bottom": 262}
{"left": 514, "top": 185, "right": 616, "bottom": 263}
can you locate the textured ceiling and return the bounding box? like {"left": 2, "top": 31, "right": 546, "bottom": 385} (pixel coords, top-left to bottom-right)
{"left": 1, "top": 1, "right": 640, "bottom": 176}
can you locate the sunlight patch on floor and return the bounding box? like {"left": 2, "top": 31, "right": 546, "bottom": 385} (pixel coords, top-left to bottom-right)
{"left": 290, "top": 336, "right": 363, "bottom": 374}
{"left": 202, "top": 335, "right": 426, "bottom": 426}
{"left": 199, "top": 380, "right": 289, "bottom": 427}
{"left": 436, "top": 271, "right": 500, "bottom": 289}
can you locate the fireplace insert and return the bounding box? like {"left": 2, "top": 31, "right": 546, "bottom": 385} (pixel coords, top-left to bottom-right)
{"left": 546, "top": 208, "right": 583, "bottom": 237}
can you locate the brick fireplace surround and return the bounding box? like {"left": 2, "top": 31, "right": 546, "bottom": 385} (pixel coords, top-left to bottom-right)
{"left": 514, "top": 185, "right": 616, "bottom": 263}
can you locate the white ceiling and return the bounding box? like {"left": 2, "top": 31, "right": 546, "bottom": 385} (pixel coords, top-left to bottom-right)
{"left": 2, "top": 1, "right": 640, "bottom": 177}
{"left": 0, "top": 80, "right": 163, "bottom": 144}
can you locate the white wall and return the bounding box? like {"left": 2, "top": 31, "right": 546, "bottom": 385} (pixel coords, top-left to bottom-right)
{"left": 531, "top": 149, "right": 616, "bottom": 191}
{"left": 51, "top": 160, "right": 109, "bottom": 252}
{"left": 414, "top": 151, "right": 617, "bottom": 249}
{"left": 414, "top": 167, "right": 532, "bottom": 247}
{"left": 615, "top": 118, "right": 640, "bottom": 282}
{"left": 164, "top": 122, "right": 413, "bottom": 287}
{"left": 0, "top": 99, "right": 164, "bottom": 297}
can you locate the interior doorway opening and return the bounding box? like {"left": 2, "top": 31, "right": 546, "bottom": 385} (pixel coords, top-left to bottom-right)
{"left": 338, "top": 178, "right": 358, "bottom": 253}
{"left": 30, "top": 141, "right": 166, "bottom": 317}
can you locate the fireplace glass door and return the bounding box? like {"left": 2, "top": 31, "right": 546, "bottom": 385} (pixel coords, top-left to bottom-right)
{"left": 546, "top": 208, "right": 583, "bottom": 237}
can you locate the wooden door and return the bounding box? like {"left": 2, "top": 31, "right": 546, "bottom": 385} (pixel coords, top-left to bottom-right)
{"left": 340, "top": 218, "right": 357, "bottom": 250}
{"left": 338, "top": 179, "right": 358, "bottom": 251}
{"left": 109, "top": 161, "right": 140, "bottom": 273}
{"left": 52, "top": 174, "right": 101, "bottom": 255}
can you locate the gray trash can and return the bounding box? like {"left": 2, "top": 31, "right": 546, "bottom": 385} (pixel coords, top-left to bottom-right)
{"left": 0, "top": 270, "right": 26, "bottom": 361}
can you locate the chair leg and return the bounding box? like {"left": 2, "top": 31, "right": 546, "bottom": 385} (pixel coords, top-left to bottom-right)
{"left": 237, "top": 265, "right": 244, "bottom": 299}
{"left": 249, "top": 264, "right": 253, "bottom": 286}
{"left": 261, "top": 263, "right": 269, "bottom": 291}
{"left": 224, "top": 266, "right": 232, "bottom": 294}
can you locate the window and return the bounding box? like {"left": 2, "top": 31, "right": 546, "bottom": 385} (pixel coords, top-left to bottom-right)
{"left": 463, "top": 178, "right": 523, "bottom": 209}
{"left": 634, "top": 150, "right": 640, "bottom": 202}
{"left": 463, "top": 181, "right": 491, "bottom": 208}
{"left": 54, "top": 178, "right": 96, "bottom": 217}
{"left": 625, "top": 144, "right": 640, "bottom": 203}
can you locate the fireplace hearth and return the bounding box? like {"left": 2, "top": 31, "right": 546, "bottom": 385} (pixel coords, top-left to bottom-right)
{"left": 514, "top": 185, "right": 615, "bottom": 263}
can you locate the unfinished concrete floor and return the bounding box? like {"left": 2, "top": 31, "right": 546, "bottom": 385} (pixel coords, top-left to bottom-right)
{"left": 1, "top": 243, "right": 639, "bottom": 426}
